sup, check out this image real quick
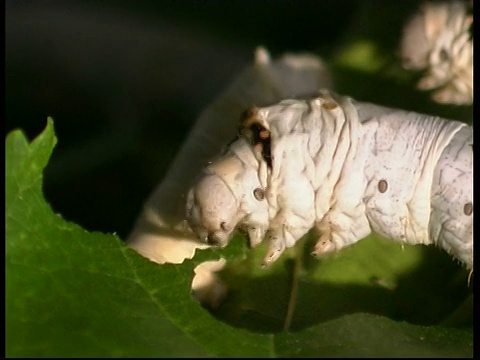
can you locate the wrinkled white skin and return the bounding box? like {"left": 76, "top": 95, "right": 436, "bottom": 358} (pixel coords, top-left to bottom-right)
{"left": 429, "top": 126, "right": 472, "bottom": 267}
{"left": 400, "top": 0, "right": 472, "bottom": 105}
{"left": 187, "top": 90, "right": 473, "bottom": 270}
{"left": 353, "top": 99, "right": 472, "bottom": 269}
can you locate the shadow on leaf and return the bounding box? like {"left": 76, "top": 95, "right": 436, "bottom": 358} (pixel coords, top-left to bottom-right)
{"left": 200, "top": 235, "right": 472, "bottom": 334}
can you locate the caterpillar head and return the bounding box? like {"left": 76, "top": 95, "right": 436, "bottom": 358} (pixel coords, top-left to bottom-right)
{"left": 186, "top": 172, "right": 240, "bottom": 247}
{"left": 186, "top": 146, "right": 269, "bottom": 248}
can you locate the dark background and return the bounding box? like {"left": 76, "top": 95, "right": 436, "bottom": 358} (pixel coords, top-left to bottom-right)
{"left": 5, "top": 0, "right": 472, "bottom": 239}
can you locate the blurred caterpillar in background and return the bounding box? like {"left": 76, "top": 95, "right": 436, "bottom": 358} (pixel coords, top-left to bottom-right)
{"left": 186, "top": 90, "right": 473, "bottom": 270}
{"left": 400, "top": 0, "right": 473, "bottom": 105}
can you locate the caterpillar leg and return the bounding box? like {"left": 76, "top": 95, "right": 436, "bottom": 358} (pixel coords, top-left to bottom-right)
{"left": 311, "top": 218, "right": 337, "bottom": 256}
{"left": 261, "top": 232, "right": 286, "bottom": 267}
{"left": 261, "top": 210, "right": 312, "bottom": 266}
{"left": 312, "top": 234, "right": 336, "bottom": 255}
{"left": 261, "top": 214, "right": 288, "bottom": 266}
{"left": 246, "top": 225, "right": 266, "bottom": 248}
{"left": 310, "top": 212, "right": 370, "bottom": 257}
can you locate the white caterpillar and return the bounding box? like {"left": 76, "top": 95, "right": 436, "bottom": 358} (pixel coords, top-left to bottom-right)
{"left": 400, "top": 0, "right": 473, "bottom": 105}
{"left": 186, "top": 90, "right": 473, "bottom": 269}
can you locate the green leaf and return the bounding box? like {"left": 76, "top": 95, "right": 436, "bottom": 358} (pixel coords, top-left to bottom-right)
{"left": 277, "top": 313, "right": 473, "bottom": 358}
{"left": 6, "top": 121, "right": 472, "bottom": 357}
{"left": 5, "top": 120, "right": 271, "bottom": 357}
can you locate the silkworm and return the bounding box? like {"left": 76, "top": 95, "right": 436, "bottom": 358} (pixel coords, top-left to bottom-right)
{"left": 185, "top": 90, "right": 473, "bottom": 270}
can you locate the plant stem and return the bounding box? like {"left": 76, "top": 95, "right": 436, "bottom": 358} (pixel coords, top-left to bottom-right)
{"left": 283, "top": 246, "right": 301, "bottom": 332}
